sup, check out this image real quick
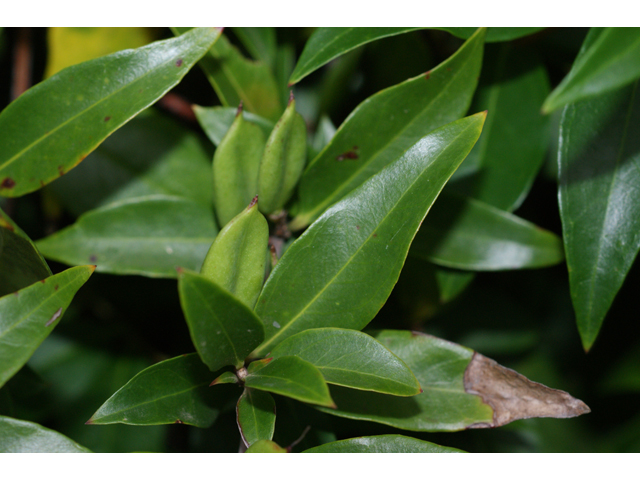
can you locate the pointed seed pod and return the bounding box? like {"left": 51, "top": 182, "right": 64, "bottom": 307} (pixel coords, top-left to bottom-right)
{"left": 257, "top": 93, "right": 307, "bottom": 215}
{"left": 200, "top": 196, "right": 269, "bottom": 309}
{"left": 213, "top": 104, "right": 267, "bottom": 227}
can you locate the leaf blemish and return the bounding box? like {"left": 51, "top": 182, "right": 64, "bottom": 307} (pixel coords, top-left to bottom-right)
{"left": 104, "top": 116, "right": 111, "bottom": 122}
{"left": 273, "top": 321, "right": 281, "bottom": 328}
{"left": 58, "top": 166, "right": 65, "bottom": 177}
{"left": 46, "top": 307, "right": 63, "bottom": 327}
{"left": 54, "top": 284, "right": 59, "bottom": 291}
{"left": 89, "top": 255, "right": 97, "bottom": 263}
{"left": 176, "top": 59, "right": 183, "bottom": 67}
{"left": 425, "top": 71, "right": 431, "bottom": 80}
{"left": 1, "top": 177, "right": 16, "bottom": 189}
{"left": 336, "top": 149, "right": 359, "bottom": 161}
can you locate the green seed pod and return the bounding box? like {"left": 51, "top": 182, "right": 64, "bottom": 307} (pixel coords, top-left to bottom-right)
{"left": 213, "top": 104, "right": 267, "bottom": 227}
{"left": 200, "top": 196, "right": 269, "bottom": 309}
{"left": 257, "top": 94, "right": 307, "bottom": 215}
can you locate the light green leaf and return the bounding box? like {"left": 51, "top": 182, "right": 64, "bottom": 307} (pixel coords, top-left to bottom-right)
{"left": 0, "top": 416, "right": 91, "bottom": 452}
{"left": 36, "top": 195, "right": 218, "bottom": 278}
{"left": 244, "top": 356, "right": 335, "bottom": 408}
{"left": 270, "top": 328, "right": 420, "bottom": 396}
{"left": 237, "top": 388, "right": 276, "bottom": 447}
{"left": 193, "top": 105, "right": 274, "bottom": 147}
{"left": 0, "top": 28, "right": 221, "bottom": 198}
{"left": 232, "top": 27, "right": 277, "bottom": 67}
{"left": 87, "top": 354, "right": 234, "bottom": 427}
{"left": 303, "top": 435, "right": 465, "bottom": 453}
{"left": 0, "top": 265, "right": 94, "bottom": 388}
{"left": 245, "top": 439, "right": 287, "bottom": 453}
{"left": 178, "top": 270, "right": 265, "bottom": 371}
{"left": 410, "top": 193, "right": 564, "bottom": 271}
{"left": 253, "top": 113, "right": 485, "bottom": 356}
{"left": 291, "top": 28, "right": 485, "bottom": 229}
{"left": 558, "top": 80, "right": 640, "bottom": 351}
{"left": 543, "top": 27, "right": 640, "bottom": 113}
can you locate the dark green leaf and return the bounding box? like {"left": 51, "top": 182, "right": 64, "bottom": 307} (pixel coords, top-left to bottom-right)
{"left": 558, "top": 80, "right": 640, "bottom": 350}
{"left": 36, "top": 195, "right": 218, "bottom": 278}
{"left": 289, "top": 28, "right": 421, "bottom": 85}
{"left": 244, "top": 356, "right": 335, "bottom": 408}
{"left": 253, "top": 113, "right": 485, "bottom": 355}
{"left": 303, "top": 434, "right": 464, "bottom": 453}
{"left": 245, "top": 439, "right": 287, "bottom": 453}
{"left": 442, "top": 27, "right": 544, "bottom": 43}
{"left": 0, "top": 416, "right": 91, "bottom": 452}
{"left": 319, "top": 330, "right": 589, "bottom": 431}
{"left": 0, "top": 28, "right": 221, "bottom": 198}
{"left": 88, "top": 354, "right": 233, "bottom": 427}
{"left": 47, "top": 109, "right": 214, "bottom": 217}
{"left": 543, "top": 28, "right": 640, "bottom": 113}
{"left": 0, "top": 265, "right": 94, "bottom": 388}
{"left": 193, "top": 105, "right": 274, "bottom": 147}
{"left": 178, "top": 270, "right": 264, "bottom": 371}
{"left": 232, "top": 27, "right": 277, "bottom": 67}
{"left": 411, "top": 193, "right": 564, "bottom": 270}
{"left": 270, "top": 328, "right": 420, "bottom": 396}
{"left": 172, "top": 29, "right": 282, "bottom": 122}
{"left": 291, "top": 28, "right": 485, "bottom": 229}
{"left": 0, "top": 207, "right": 51, "bottom": 296}
{"left": 237, "top": 388, "right": 276, "bottom": 447}
{"left": 450, "top": 44, "right": 550, "bottom": 211}
{"left": 211, "top": 371, "right": 239, "bottom": 386}
{"left": 436, "top": 267, "right": 475, "bottom": 303}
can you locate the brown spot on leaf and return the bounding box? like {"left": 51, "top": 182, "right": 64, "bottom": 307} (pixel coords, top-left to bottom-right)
{"left": 463, "top": 352, "right": 590, "bottom": 428}
{"left": 39, "top": 279, "right": 46, "bottom": 284}
{"left": 58, "top": 166, "right": 65, "bottom": 177}
{"left": 372, "top": 233, "right": 378, "bottom": 238}
{"left": 89, "top": 255, "right": 97, "bottom": 263}
{"left": 176, "top": 58, "right": 183, "bottom": 67}
{"left": 54, "top": 284, "right": 59, "bottom": 291}
{"left": 425, "top": 71, "right": 431, "bottom": 80}
{"left": 40, "top": 180, "right": 45, "bottom": 187}
{"left": 174, "top": 419, "right": 184, "bottom": 424}
{"left": 356, "top": 225, "right": 360, "bottom": 230}
{"left": 104, "top": 116, "right": 111, "bottom": 122}
{"left": 336, "top": 149, "right": 359, "bottom": 162}
{"left": 248, "top": 195, "right": 259, "bottom": 209}
{"left": 1, "top": 177, "right": 16, "bottom": 189}
{"left": 45, "top": 307, "right": 63, "bottom": 327}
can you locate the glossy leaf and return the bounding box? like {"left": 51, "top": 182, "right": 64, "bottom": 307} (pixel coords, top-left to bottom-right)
{"left": 543, "top": 28, "right": 640, "bottom": 113}
{"left": 193, "top": 105, "right": 274, "bottom": 147}
{"left": 172, "top": 29, "right": 282, "bottom": 122}
{"left": 442, "top": 27, "right": 544, "bottom": 43}
{"left": 211, "top": 371, "right": 239, "bottom": 386}
{"left": 319, "top": 330, "right": 589, "bottom": 431}
{"left": 0, "top": 265, "right": 94, "bottom": 388}
{"left": 289, "top": 28, "right": 421, "bottom": 85}
{"left": 303, "top": 435, "right": 464, "bottom": 453}
{"left": 244, "top": 356, "right": 335, "bottom": 408}
{"left": 410, "top": 193, "right": 564, "bottom": 271}
{"left": 253, "top": 113, "right": 485, "bottom": 356}
{"left": 0, "top": 28, "right": 221, "bottom": 198}
{"left": 270, "top": 328, "right": 420, "bottom": 396}
{"left": 237, "top": 388, "right": 276, "bottom": 447}
{"left": 36, "top": 195, "right": 218, "bottom": 278}
{"left": 558, "top": 80, "right": 640, "bottom": 350}
{"left": 88, "top": 354, "right": 231, "bottom": 427}
{"left": 450, "top": 44, "right": 550, "bottom": 211}
{"left": 0, "top": 207, "right": 51, "bottom": 297}
{"left": 212, "top": 108, "right": 267, "bottom": 226}
{"left": 245, "top": 439, "right": 287, "bottom": 453}
{"left": 232, "top": 27, "right": 277, "bottom": 67}
{"left": 200, "top": 198, "right": 269, "bottom": 309}
{"left": 178, "top": 270, "right": 265, "bottom": 371}
{"left": 0, "top": 416, "right": 91, "bottom": 453}
{"left": 47, "top": 109, "right": 214, "bottom": 217}
{"left": 291, "top": 28, "right": 485, "bottom": 229}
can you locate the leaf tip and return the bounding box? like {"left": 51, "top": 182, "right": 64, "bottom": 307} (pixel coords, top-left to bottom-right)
{"left": 85, "top": 418, "right": 94, "bottom": 425}
{"left": 248, "top": 195, "right": 259, "bottom": 209}
{"left": 236, "top": 101, "right": 244, "bottom": 117}
{"left": 288, "top": 90, "right": 295, "bottom": 106}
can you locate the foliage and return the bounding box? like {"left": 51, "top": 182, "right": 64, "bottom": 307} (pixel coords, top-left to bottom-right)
{"left": 1, "top": 27, "right": 639, "bottom": 453}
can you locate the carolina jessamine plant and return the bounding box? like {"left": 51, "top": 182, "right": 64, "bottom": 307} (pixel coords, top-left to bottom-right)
{"left": 1, "top": 26, "right": 639, "bottom": 453}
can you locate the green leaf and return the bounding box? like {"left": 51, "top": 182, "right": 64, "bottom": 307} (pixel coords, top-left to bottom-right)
{"left": 244, "top": 356, "right": 335, "bottom": 408}
{"left": 245, "top": 439, "right": 287, "bottom": 453}
{"left": 303, "top": 435, "right": 465, "bottom": 453}
{"left": 253, "top": 113, "right": 485, "bottom": 356}
{"left": 193, "top": 105, "right": 274, "bottom": 147}
{"left": 47, "top": 109, "right": 214, "bottom": 217}
{"left": 436, "top": 267, "right": 475, "bottom": 303}
{"left": 178, "top": 270, "right": 265, "bottom": 371}
{"left": 442, "top": 27, "right": 544, "bottom": 43}
{"left": 200, "top": 198, "right": 269, "bottom": 309}
{"left": 558, "top": 80, "right": 640, "bottom": 351}
{"left": 289, "top": 28, "right": 421, "bottom": 85}
{"left": 449, "top": 44, "right": 550, "bottom": 211}
{"left": 237, "top": 388, "right": 276, "bottom": 447}
{"left": 211, "top": 371, "right": 239, "bottom": 386}
{"left": 87, "top": 354, "right": 233, "bottom": 427}
{"left": 543, "top": 28, "right": 640, "bottom": 113}
{"left": 0, "top": 207, "right": 51, "bottom": 297}
{"left": 270, "top": 328, "right": 420, "bottom": 396}
{"left": 410, "top": 193, "right": 564, "bottom": 271}
{"left": 232, "top": 27, "right": 277, "bottom": 67}
{"left": 0, "top": 28, "right": 221, "bottom": 198}
{"left": 0, "top": 416, "right": 91, "bottom": 452}
{"left": 0, "top": 265, "right": 94, "bottom": 388}
{"left": 319, "top": 330, "right": 589, "bottom": 431}
{"left": 291, "top": 28, "right": 485, "bottom": 229}
{"left": 172, "top": 29, "right": 282, "bottom": 122}
{"left": 36, "top": 195, "right": 218, "bottom": 278}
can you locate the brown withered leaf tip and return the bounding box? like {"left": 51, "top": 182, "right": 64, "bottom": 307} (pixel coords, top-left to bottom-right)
{"left": 464, "top": 352, "right": 590, "bottom": 428}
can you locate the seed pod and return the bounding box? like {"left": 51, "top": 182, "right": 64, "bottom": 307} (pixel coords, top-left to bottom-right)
{"left": 213, "top": 105, "right": 267, "bottom": 227}
{"left": 200, "top": 196, "right": 269, "bottom": 309}
{"left": 257, "top": 94, "right": 307, "bottom": 215}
